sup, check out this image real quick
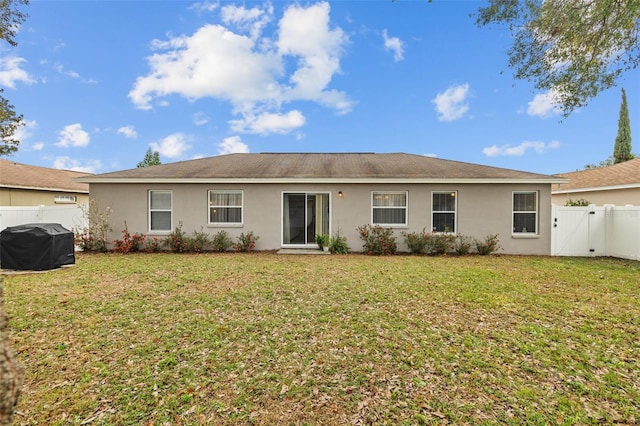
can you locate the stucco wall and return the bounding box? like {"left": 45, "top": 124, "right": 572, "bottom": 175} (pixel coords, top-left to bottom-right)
{"left": 0, "top": 188, "right": 89, "bottom": 207}
{"left": 90, "top": 182, "right": 553, "bottom": 255}
{"left": 552, "top": 187, "right": 640, "bottom": 207}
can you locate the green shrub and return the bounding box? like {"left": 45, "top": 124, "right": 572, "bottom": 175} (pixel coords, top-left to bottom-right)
{"left": 357, "top": 224, "right": 397, "bottom": 255}
{"left": 427, "top": 232, "right": 456, "bottom": 255}
{"left": 74, "top": 229, "right": 102, "bottom": 253}
{"left": 402, "top": 229, "right": 458, "bottom": 255}
{"left": 565, "top": 198, "right": 590, "bottom": 207}
{"left": 143, "top": 237, "right": 162, "bottom": 253}
{"left": 474, "top": 234, "right": 501, "bottom": 255}
{"left": 74, "top": 199, "right": 112, "bottom": 252}
{"left": 164, "top": 222, "right": 188, "bottom": 253}
{"left": 112, "top": 222, "right": 146, "bottom": 253}
{"left": 329, "top": 229, "right": 349, "bottom": 254}
{"left": 453, "top": 234, "right": 473, "bottom": 255}
{"left": 233, "top": 231, "right": 259, "bottom": 252}
{"left": 211, "top": 230, "right": 233, "bottom": 252}
{"left": 186, "top": 227, "right": 211, "bottom": 253}
{"left": 401, "top": 229, "right": 428, "bottom": 254}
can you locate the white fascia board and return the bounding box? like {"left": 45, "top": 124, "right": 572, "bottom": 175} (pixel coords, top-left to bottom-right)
{"left": 552, "top": 183, "right": 640, "bottom": 194}
{"left": 78, "top": 177, "right": 567, "bottom": 185}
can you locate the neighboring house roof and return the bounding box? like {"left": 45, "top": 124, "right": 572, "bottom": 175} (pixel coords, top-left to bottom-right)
{"left": 552, "top": 158, "right": 640, "bottom": 194}
{"left": 0, "top": 158, "right": 90, "bottom": 193}
{"left": 77, "top": 153, "right": 565, "bottom": 184}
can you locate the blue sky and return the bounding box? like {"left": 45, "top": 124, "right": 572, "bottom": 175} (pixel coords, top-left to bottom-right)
{"left": 1, "top": 0, "right": 638, "bottom": 176}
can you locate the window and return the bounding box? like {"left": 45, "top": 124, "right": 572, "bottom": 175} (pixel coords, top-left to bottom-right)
{"left": 432, "top": 192, "right": 456, "bottom": 232}
{"left": 149, "top": 190, "right": 172, "bottom": 232}
{"left": 54, "top": 195, "right": 77, "bottom": 204}
{"left": 513, "top": 191, "right": 538, "bottom": 234}
{"left": 372, "top": 191, "right": 407, "bottom": 226}
{"left": 209, "top": 190, "right": 243, "bottom": 225}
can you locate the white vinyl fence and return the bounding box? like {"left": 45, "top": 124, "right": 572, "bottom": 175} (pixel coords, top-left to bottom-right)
{"left": 0, "top": 205, "right": 87, "bottom": 233}
{"left": 552, "top": 204, "right": 640, "bottom": 261}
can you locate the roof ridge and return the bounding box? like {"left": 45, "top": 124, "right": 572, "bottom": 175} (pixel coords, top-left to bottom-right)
{"left": 258, "top": 152, "right": 377, "bottom": 155}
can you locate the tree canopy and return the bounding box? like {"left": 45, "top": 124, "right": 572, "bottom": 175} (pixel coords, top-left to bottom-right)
{"left": 0, "top": 0, "right": 29, "bottom": 157}
{"left": 0, "top": 90, "right": 23, "bottom": 156}
{"left": 477, "top": 0, "right": 640, "bottom": 117}
{"left": 137, "top": 148, "right": 161, "bottom": 168}
{"left": 0, "top": 0, "right": 28, "bottom": 47}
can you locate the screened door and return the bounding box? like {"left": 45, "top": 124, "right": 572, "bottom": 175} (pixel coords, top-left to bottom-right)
{"left": 282, "top": 193, "right": 330, "bottom": 246}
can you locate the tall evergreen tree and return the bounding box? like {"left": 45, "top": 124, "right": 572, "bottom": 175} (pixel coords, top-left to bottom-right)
{"left": 137, "top": 148, "right": 161, "bottom": 168}
{"left": 613, "top": 88, "right": 633, "bottom": 164}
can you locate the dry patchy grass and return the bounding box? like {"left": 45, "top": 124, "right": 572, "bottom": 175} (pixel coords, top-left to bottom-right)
{"left": 3, "top": 253, "right": 639, "bottom": 425}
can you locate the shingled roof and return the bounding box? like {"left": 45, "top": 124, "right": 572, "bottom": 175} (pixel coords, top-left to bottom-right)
{"left": 0, "top": 158, "right": 90, "bottom": 193}
{"left": 78, "top": 153, "right": 563, "bottom": 183}
{"left": 552, "top": 158, "right": 640, "bottom": 193}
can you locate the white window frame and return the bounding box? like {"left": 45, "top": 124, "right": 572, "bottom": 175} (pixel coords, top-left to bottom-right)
{"left": 431, "top": 191, "right": 457, "bottom": 233}
{"left": 281, "top": 191, "right": 331, "bottom": 247}
{"left": 148, "top": 190, "right": 172, "bottom": 233}
{"left": 512, "top": 191, "right": 538, "bottom": 235}
{"left": 54, "top": 195, "right": 77, "bottom": 204}
{"left": 371, "top": 191, "right": 408, "bottom": 227}
{"left": 208, "top": 190, "right": 243, "bottom": 226}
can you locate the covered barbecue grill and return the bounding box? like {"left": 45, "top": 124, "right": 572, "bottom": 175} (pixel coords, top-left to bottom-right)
{"left": 1, "top": 223, "right": 75, "bottom": 271}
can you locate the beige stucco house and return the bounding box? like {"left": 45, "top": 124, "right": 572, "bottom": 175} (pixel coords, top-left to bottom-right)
{"left": 552, "top": 158, "right": 640, "bottom": 206}
{"left": 0, "top": 158, "right": 90, "bottom": 206}
{"left": 77, "top": 153, "right": 566, "bottom": 255}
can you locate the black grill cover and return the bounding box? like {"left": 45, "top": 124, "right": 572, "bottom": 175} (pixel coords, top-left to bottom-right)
{"left": 1, "top": 223, "right": 75, "bottom": 270}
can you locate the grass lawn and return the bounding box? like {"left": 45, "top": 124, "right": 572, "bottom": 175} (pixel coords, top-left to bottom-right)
{"left": 3, "top": 253, "right": 639, "bottom": 425}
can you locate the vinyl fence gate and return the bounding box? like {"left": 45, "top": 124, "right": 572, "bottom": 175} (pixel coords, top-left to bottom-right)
{"left": 551, "top": 205, "right": 640, "bottom": 261}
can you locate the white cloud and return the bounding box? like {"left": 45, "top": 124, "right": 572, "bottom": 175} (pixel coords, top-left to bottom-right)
{"left": 190, "top": 1, "right": 219, "bottom": 13}
{"left": 129, "top": 23, "right": 282, "bottom": 110}
{"left": 382, "top": 29, "right": 404, "bottom": 62}
{"left": 277, "top": 2, "right": 351, "bottom": 112}
{"left": 217, "top": 135, "right": 250, "bottom": 155}
{"left": 221, "top": 3, "right": 273, "bottom": 40}
{"left": 193, "top": 112, "right": 209, "bottom": 126}
{"left": 229, "top": 110, "right": 305, "bottom": 134}
{"left": 432, "top": 83, "right": 470, "bottom": 122}
{"left": 129, "top": 1, "right": 351, "bottom": 132}
{"left": 56, "top": 123, "right": 90, "bottom": 148}
{"left": 149, "top": 133, "right": 191, "bottom": 158}
{"left": 0, "top": 56, "right": 35, "bottom": 88}
{"left": 117, "top": 125, "right": 138, "bottom": 139}
{"left": 54, "top": 63, "right": 80, "bottom": 79}
{"left": 8, "top": 119, "right": 36, "bottom": 143}
{"left": 483, "top": 140, "right": 561, "bottom": 157}
{"left": 53, "top": 156, "right": 102, "bottom": 173}
{"left": 7, "top": 120, "right": 45, "bottom": 152}
{"left": 527, "top": 91, "right": 562, "bottom": 118}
